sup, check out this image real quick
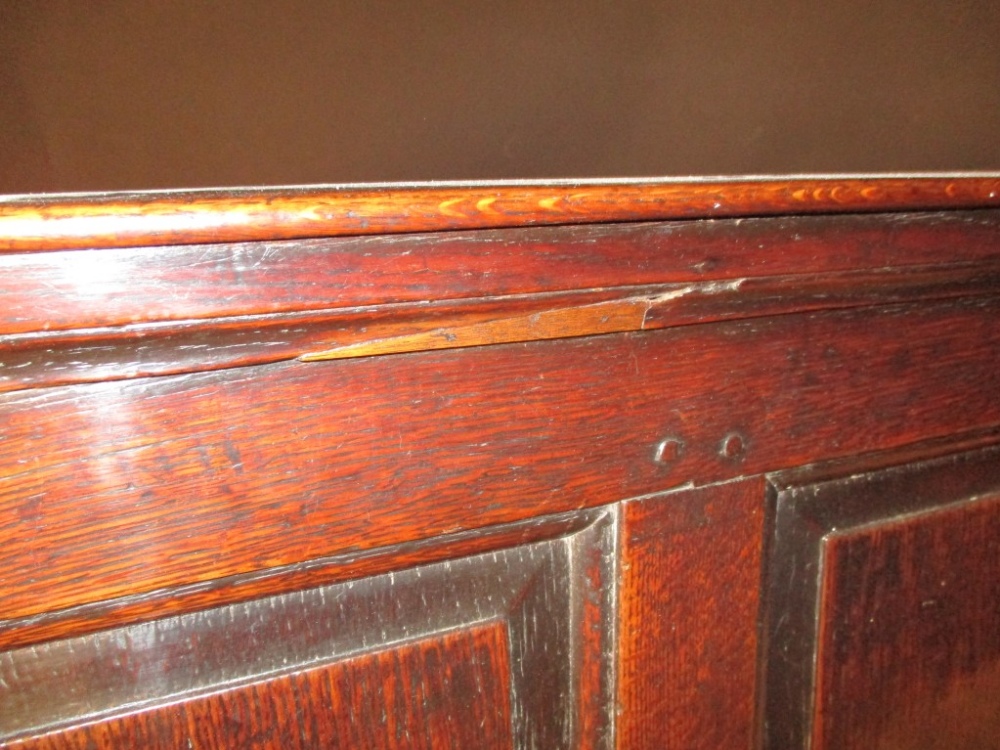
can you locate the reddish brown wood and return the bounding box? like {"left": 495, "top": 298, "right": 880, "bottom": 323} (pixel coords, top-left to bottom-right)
{"left": 1, "top": 299, "right": 998, "bottom": 622}
{"left": 618, "top": 478, "right": 767, "bottom": 749}
{"left": 0, "top": 510, "right": 593, "bottom": 651}
{"left": 2, "top": 178, "right": 1000, "bottom": 747}
{"left": 7, "top": 623, "right": 512, "bottom": 750}
{"left": 763, "top": 446, "right": 1000, "bottom": 750}
{"left": 2, "top": 260, "right": 998, "bottom": 395}
{"left": 301, "top": 262, "right": 1000, "bottom": 362}
{"left": 773, "top": 426, "right": 1000, "bottom": 488}
{"left": 1, "top": 506, "right": 615, "bottom": 748}
{"left": 2, "top": 210, "right": 1000, "bottom": 337}
{"left": 1, "top": 176, "right": 999, "bottom": 252}
{"left": 815, "top": 495, "right": 1000, "bottom": 750}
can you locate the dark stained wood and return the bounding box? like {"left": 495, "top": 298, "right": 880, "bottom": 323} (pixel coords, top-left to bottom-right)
{"left": 1, "top": 509, "right": 616, "bottom": 749}
{"left": 8, "top": 624, "right": 512, "bottom": 750}
{"left": 2, "top": 298, "right": 999, "bottom": 623}
{"left": 3, "top": 177, "right": 1000, "bottom": 748}
{"left": 618, "top": 477, "right": 767, "bottom": 749}
{"left": 302, "top": 262, "right": 1000, "bottom": 361}
{"left": 5, "top": 207, "right": 1000, "bottom": 394}
{"left": 0, "top": 509, "right": 593, "bottom": 651}
{"left": 772, "top": 425, "right": 1000, "bottom": 488}
{"left": 2, "top": 256, "right": 999, "bottom": 394}
{"left": 4, "top": 210, "right": 1000, "bottom": 337}
{"left": 1, "top": 176, "right": 999, "bottom": 252}
{"left": 763, "top": 446, "right": 1000, "bottom": 750}
{"left": 817, "top": 496, "right": 1000, "bottom": 750}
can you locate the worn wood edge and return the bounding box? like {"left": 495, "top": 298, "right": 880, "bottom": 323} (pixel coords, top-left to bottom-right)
{"left": 759, "top": 442, "right": 1000, "bottom": 749}
{"left": 2, "top": 175, "right": 999, "bottom": 252}
{"left": 0, "top": 288, "right": 627, "bottom": 393}
{"left": 0, "top": 261, "right": 995, "bottom": 393}
{"left": 0, "top": 506, "right": 603, "bottom": 651}
{"left": 300, "top": 262, "right": 1000, "bottom": 361}
{"left": 297, "top": 289, "right": 682, "bottom": 361}
{"left": 2, "top": 622, "right": 515, "bottom": 748}
{"left": 769, "top": 425, "right": 1000, "bottom": 490}
{"left": 3, "top": 299, "right": 998, "bottom": 622}
{"left": 4, "top": 210, "right": 1000, "bottom": 340}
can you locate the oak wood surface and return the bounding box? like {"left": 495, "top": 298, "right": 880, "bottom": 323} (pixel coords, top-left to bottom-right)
{"left": 2, "top": 177, "right": 1000, "bottom": 748}
{"left": 5, "top": 210, "right": 1000, "bottom": 337}
{"left": 3, "top": 262, "right": 995, "bottom": 394}
{"left": 2, "top": 299, "right": 997, "bottom": 627}
{"left": 618, "top": 478, "right": 767, "bottom": 749}
{"left": 764, "top": 446, "right": 1000, "bottom": 750}
{"left": 0, "top": 509, "right": 594, "bottom": 651}
{"left": 1, "top": 176, "right": 999, "bottom": 252}
{"left": 1, "top": 507, "right": 615, "bottom": 749}
{"left": 8, "top": 624, "right": 513, "bottom": 750}
{"left": 818, "top": 497, "right": 1000, "bottom": 750}
{"left": 2, "top": 210, "right": 999, "bottom": 393}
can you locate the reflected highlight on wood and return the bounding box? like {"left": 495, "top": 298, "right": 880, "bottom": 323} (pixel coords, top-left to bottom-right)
{"left": 9, "top": 625, "right": 512, "bottom": 750}
{"left": 2, "top": 175, "right": 999, "bottom": 252}
{"left": 0, "top": 509, "right": 615, "bottom": 749}
{"left": 2, "top": 175, "right": 1000, "bottom": 749}
{"left": 3, "top": 300, "right": 998, "bottom": 622}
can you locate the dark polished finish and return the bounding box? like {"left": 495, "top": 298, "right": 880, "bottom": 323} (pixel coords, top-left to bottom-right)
{"left": 764, "top": 446, "right": 1000, "bottom": 749}
{"left": 1, "top": 509, "right": 616, "bottom": 748}
{"left": 10, "top": 627, "right": 513, "bottom": 750}
{"left": 3, "top": 300, "right": 998, "bottom": 624}
{"left": 1, "top": 177, "right": 999, "bottom": 748}
{"left": 3, "top": 209, "right": 1000, "bottom": 394}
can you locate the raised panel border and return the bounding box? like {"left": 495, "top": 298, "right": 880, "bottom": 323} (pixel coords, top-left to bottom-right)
{"left": 760, "top": 444, "right": 1000, "bottom": 748}
{"left": 1, "top": 507, "right": 617, "bottom": 749}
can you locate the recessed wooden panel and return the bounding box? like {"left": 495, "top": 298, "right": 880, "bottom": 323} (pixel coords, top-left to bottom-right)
{"left": 8, "top": 624, "right": 511, "bottom": 750}
{"left": 618, "top": 477, "right": 767, "bottom": 749}
{"left": 763, "top": 445, "right": 1000, "bottom": 749}
{"left": 0, "top": 509, "right": 616, "bottom": 749}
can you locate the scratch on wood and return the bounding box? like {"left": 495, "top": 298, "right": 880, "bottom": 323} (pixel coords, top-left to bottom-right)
{"left": 300, "top": 279, "right": 747, "bottom": 361}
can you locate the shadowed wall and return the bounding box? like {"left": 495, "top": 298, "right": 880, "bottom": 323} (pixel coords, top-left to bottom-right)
{"left": 1, "top": 1, "right": 999, "bottom": 194}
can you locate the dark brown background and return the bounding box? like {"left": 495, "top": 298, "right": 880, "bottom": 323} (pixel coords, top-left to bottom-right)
{"left": 2, "top": 1, "right": 999, "bottom": 195}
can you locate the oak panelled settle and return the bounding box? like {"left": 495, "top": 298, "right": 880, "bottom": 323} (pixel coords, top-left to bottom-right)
{"left": 1, "top": 176, "right": 999, "bottom": 748}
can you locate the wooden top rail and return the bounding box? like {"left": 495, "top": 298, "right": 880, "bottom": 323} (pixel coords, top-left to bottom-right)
{"left": 2, "top": 174, "right": 999, "bottom": 252}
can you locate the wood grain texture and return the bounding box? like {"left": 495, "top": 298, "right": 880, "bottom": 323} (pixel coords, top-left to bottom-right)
{"left": 763, "top": 446, "right": 1000, "bottom": 750}
{"left": 4, "top": 208, "right": 999, "bottom": 393}
{"left": 1, "top": 509, "right": 615, "bottom": 749}
{"left": 7, "top": 624, "right": 513, "bottom": 750}
{"left": 2, "top": 180, "right": 1000, "bottom": 747}
{"left": 1, "top": 176, "right": 999, "bottom": 252}
{"left": 4, "top": 210, "right": 998, "bottom": 337}
{"left": 299, "top": 263, "right": 1000, "bottom": 361}
{"left": 618, "top": 477, "right": 767, "bottom": 750}
{"left": 1, "top": 299, "right": 999, "bottom": 624}
{"left": 771, "top": 426, "right": 1000, "bottom": 489}
{"left": 0, "top": 262, "right": 997, "bottom": 394}
{"left": 815, "top": 498, "right": 1000, "bottom": 750}
{"left": 0, "top": 509, "right": 594, "bottom": 651}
